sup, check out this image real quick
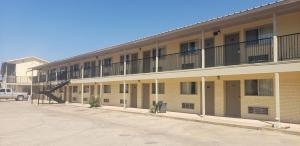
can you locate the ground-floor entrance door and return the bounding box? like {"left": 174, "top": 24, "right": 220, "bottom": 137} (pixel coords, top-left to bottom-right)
{"left": 225, "top": 81, "right": 241, "bottom": 117}
{"left": 205, "top": 82, "right": 215, "bottom": 115}
{"left": 142, "top": 84, "right": 150, "bottom": 109}
{"left": 130, "top": 84, "right": 137, "bottom": 108}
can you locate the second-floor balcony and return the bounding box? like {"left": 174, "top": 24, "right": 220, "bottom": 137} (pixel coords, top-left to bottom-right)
{"left": 4, "top": 76, "right": 32, "bottom": 84}
{"left": 34, "top": 32, "right": 300, "bottom": 83}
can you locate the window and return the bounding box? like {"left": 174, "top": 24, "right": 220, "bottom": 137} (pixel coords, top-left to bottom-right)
{"left": 103, "top": 85, "right": 111, "bottom": 93}
{"left": 103, "top": 58, "right": 112, "bottom": 67}
{"left": 151, "top": 83, "right": 165, "bottom": 94}
{"left": 245, "top": 79, "right": 273, "bottom": 96}
{"left": 104, "top": 99, "right": 109, "bottom": 103}
{"left": 180, "top": 82, "right": 197, "bottom": 94}
{"left": 83, "top": 86, "right": 89, "bottom": 93}
{"left": 0, "top": 89, "right": 5, "bottom": 92}
{"left": 180, "top": 41, "right": 198, "bottom": 55}
{"left": 91, "top": 61, "right": 96, "bottom": 77}
{"left": 182, "top": 103, "right": 194, "bottom": 109}
{"left": 120, "top": 55, "right": 130, "bottom": 62}
{"left": 120, "top": 99, "right": 127, "bottom": 104}
{"left": 152, "top": 48, "right": 166, "bottom": 58}
{"left": 248, "top": 107, "right": 268, "bottom": 115}
{"left": 84, "top": 62, "right": 91, "bottom": 77}
{"left": 246, "top": 25, "right": 273, "bottom": 44}
{"left": 119, "top": 84, "right": 129, "bottom": 93}
{"left": 70, "top": 64, "right": 80, "bottom": 78}
{"left": 6, "top": 89, "right": 11, "bottom": 92}
{"left": 72, "top": 86, "right": 78, "bottom": 93}
{"left": 245, "top": 80, "right": 258, "bottom": 95}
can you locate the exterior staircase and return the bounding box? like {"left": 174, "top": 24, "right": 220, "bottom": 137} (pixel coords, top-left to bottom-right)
{"left": 39, "top": 80, "right": 70, "bottom": 103}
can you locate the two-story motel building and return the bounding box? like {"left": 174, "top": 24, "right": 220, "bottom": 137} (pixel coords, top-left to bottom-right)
{"left": 32, "top": 1, "right": 300, "bottom": 124}
{"left": 0, "top": 57, "right": 47, "bottom": 94}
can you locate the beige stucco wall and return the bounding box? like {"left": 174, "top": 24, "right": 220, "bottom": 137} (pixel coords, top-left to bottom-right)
{"left": 39, "top": 10, "right": 300, "bottom": 124}
{"left": 280, "top": 72, "right": 300, "bottom": 124}
{"left": 16, "top": 60, "right": 44, "bottom": 76}
{"left": 63, "top": 72, "right": 300, "bottom": 124}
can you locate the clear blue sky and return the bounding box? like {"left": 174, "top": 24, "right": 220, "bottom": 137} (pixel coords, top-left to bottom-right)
{"left": 0, "top": 0, "right": 276, "bottom": 63}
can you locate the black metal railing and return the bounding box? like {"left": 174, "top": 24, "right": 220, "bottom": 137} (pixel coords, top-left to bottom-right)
{"left": 158, "top": 49, "right": 202, "bottom": 71}
{"left": 57, "top": 71, "right": 68, "bottom": 81}
{"left": 102, "top": 62, "right": 124, "bottom": 77}
{"left": 69, "top": 69, "right": 81, "bottom": 79}
{"left": 205, "top": 37, "right": 273, "bottom": 67}
{"left": 5, "top": 76, "right": 32, "bottom": 83}
{"left": 33, "top": 33, "right": 300, "bottom": 81}
{"left": 48, "top": 72, "right": 56, "bottom": 81}
{"left": 126, "top": 59, "right": 144, "bottom": 74}
{"left": 278, "top": 33, "right": 300, "bottom": 61}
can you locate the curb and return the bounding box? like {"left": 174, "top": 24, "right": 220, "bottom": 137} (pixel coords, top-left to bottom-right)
{"left": 98, "top": 107, "right": 300, "bottom": 136}
{"left": 66, "top": 104, "right": 300, "bottom": 136}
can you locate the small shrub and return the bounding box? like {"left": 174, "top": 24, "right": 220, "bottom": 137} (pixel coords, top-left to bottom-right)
{"left": 149, "top": 105, "right": 156, "bottom": 113}
{"left": 89, "top": 96, "right": 100, "bottom": 108}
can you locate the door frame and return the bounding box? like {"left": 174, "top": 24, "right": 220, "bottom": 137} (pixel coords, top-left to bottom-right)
{"left": 224, "top": 80, "right": 241, "bottom": 118}
{"left": 130, "top": 84, "right": 137, "bottom": 108}
{"left": 142, "top": 50, "right": 151, "bottom": 73}
{"left": 224, "top": 32, "right": 240, "bottom": 65}
{"left": 205, "top": 81, "right": 215, "bottom": 116}
{"left": 142, "top": 83, "right": 150, "bottom": 109}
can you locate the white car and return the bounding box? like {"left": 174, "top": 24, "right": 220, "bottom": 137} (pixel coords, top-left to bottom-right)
{"left": 0, "top": 88, "right": 29, "bottom": 101}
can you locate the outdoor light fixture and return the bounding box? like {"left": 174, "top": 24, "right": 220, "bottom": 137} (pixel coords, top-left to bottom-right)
{"left": 213, "top": 30, "right": 221, "bottom": 36}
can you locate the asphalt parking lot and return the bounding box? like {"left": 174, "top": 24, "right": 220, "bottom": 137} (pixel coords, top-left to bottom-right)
{"left": 0, "top": 101, "right": 299, "bottom": 146}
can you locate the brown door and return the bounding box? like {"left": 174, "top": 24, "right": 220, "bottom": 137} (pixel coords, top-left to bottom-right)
{"left": 205, "top": 82, "right": 215, "bottom": 115}
{"left": 205, "top": 38, "right": 215, "bottom": 67}
{"left": 131, "top": 53, "right": 139, "bottom": 74}
{"left": 68, "top": 86, "right": 72, "bottom": 102}
{"left": 130, "top": 84, "right": 137, "bottom": 108}
{"left": 225, "top": 33, "right": 240, "bottom": 65}
{"left": 225, "top": 81, "right": 241, "bottom": 117}
{"left": 142, "top": 83, "right": 150, "bottom": 109}
{"left": 143, "top": 51, "right": 151, "bottom": 73}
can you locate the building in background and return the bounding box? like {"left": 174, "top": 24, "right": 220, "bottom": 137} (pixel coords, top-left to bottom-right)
{"left": 32, "top": 1, "right": 300, "bottom": 125}
{"left": 0, "top": 57, "right": 48, "bottom": 95}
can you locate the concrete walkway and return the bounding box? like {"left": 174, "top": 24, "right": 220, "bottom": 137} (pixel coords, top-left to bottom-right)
{"left": 64, "top": 103, "right": 300, "bottom": 136}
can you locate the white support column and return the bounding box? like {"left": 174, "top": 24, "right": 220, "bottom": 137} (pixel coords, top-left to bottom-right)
{"left": 155, "top": 40, "right": 159, "bottom": 73}
{"left": 201, "top": 77, "right": 205, "bottom": 116}
{"left": 155, "top": 79, "right": 158, "bottom": 107}
{"left": 3, "top": 64, "right": 7, "bottom": 88}
{"left": 155, "top": 40, "right": 159, "bottom": 109}
{"left": 81, "top": 66, "right": 84, "bottom": 104}
{"left": 273, "top": 13, "right": 278, "bottom": 62}
{"left": 100, "top": 82, "right": 103, "bottom": 106}
{"left": 100, "top": 59, "right": 103, "bottom": 77}
{"left": 55, "top": 70, "right": 58, "bottom": 82}
{"left": 30, "top": 70, "right": 33, "bottom": 102}
{"left": 274, "top": 72, "right": 280, "bottom": 128}
{"left": 123, "top": 49, "right": 127, "bottom": 109}
{"left": 45, "top": 71, "right": 48, "bottom": 82}
{"left": 201, "top": 31, "right": 205, "bottom": 69}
